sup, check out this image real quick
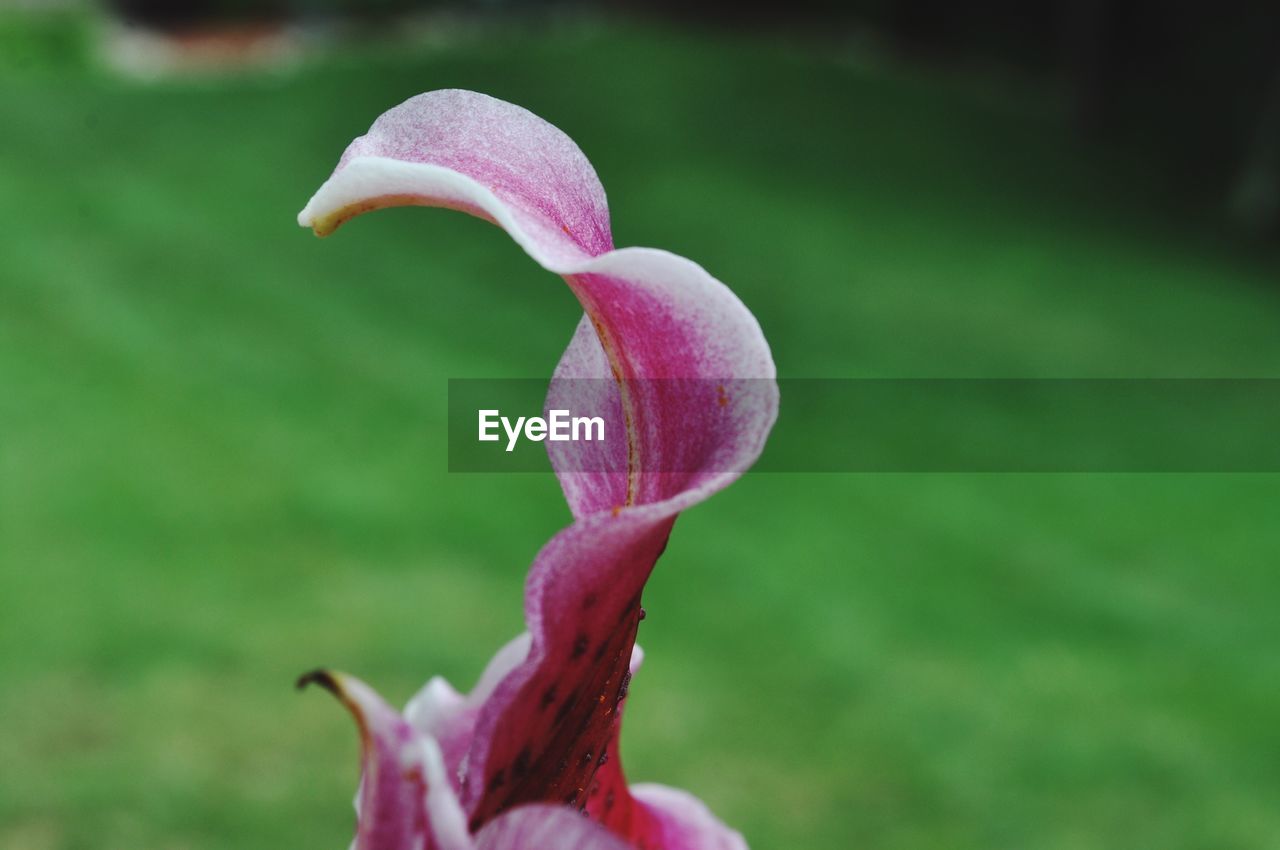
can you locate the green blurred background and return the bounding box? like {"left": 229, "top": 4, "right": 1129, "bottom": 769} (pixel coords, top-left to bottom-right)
{"left": 2, "top": 3, "right": 1279, "bottom": 849}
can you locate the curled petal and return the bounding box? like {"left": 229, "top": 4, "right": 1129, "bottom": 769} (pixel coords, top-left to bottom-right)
{"left": 297, "top": 90, "right": 777, "bottom": 516}
{"left": 298, "top": 89, "right": 612, "bottom": 267}
{"left": 300, "top": 90, "right": 776, "bottom": 847}
{"left": 298, "top": 670, "right": 431, "bottom": 850}
{"left": 299, "top": 671, "right": 474, "bottom": 850}
{"left": 548, "top": 251, "right": 777, "bottom": 517}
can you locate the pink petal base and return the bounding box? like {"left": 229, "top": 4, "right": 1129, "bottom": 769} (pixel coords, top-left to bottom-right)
{"left": 301, "top": 637, "right": 745, "bottom": 850}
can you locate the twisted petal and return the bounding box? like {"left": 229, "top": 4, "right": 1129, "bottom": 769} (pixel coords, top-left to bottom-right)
{"left": 297, "top": 671, "right": 471, "bottom": 850}
{"left": 299, "top": 89, "right": 613, "bottom": 264}
{"left": 299, "top": 90, "right": 777, "bottom": 848}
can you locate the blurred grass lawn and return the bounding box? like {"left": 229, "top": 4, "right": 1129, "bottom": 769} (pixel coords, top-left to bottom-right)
{"left": 3, "top": 17, "right": 1280, "bottom": 850}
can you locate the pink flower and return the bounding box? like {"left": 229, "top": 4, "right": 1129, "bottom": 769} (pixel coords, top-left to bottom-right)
{"left": 297, "top": 90, "right": 777, "bottom": 850}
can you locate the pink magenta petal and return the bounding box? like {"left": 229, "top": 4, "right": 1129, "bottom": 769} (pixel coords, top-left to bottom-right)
{"left": 300, "top": 90, "right": 777, "bottom": 847}
{"left": 298, "top": 89, "right": 612, "bottom": 266}
{"left": 297, "top": 670, "right": 471, "bottom": 850}
{"left": 475, "top": 805, "right": 632, "bottom": 850}
{"left": 404, "top": 633, "right": 534, "bottom": 794}
{"left": 463, "top": 514, "right": 673, "bottom": 827}
{"left": 629, "top": 785, "right": 749, "bottom": 850}
{"left": 297, "top": 90, "right": 776, "bottom": 517}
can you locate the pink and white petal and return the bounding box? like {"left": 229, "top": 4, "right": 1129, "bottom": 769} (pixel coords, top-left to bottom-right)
{"left": 475, "top": 805, "right": 632, "bottom": 850}
{"left": 461, "top": 511, "right": 673, "bottom": 826}
{"left": 298, "top": 91, "right": 777, "bottom": 517}
{"left": 418, "top": 737, "right": 474, "bottom": 850}
{"left": 550, "top": 249, "right": 778, "bottom": 515}
{"left": 298, "top": 671, "right": 429, "bottom": 850}
{"left": 298, "top": 89, "right": 612, "bottom": 268}
{"left": 405, "top": 634, "right": 534, "bottom": 789}
{"left": 630, "top": 784, "right": 749, "bottom": 850}
{"left": 545, "top": 316, "right": 629, "bottom": 517}
{"left": 300, "top": 90, "right": 776, "bottom": 848}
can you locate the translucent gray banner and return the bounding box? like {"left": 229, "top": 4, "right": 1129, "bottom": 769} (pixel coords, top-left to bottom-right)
{"left": 447, "top": 379, "right": 1280, "bottom": 472}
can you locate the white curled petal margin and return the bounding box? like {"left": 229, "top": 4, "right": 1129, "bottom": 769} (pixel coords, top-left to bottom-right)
{"left": 299, "top": 156, "right": 596, "bottom": 269}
